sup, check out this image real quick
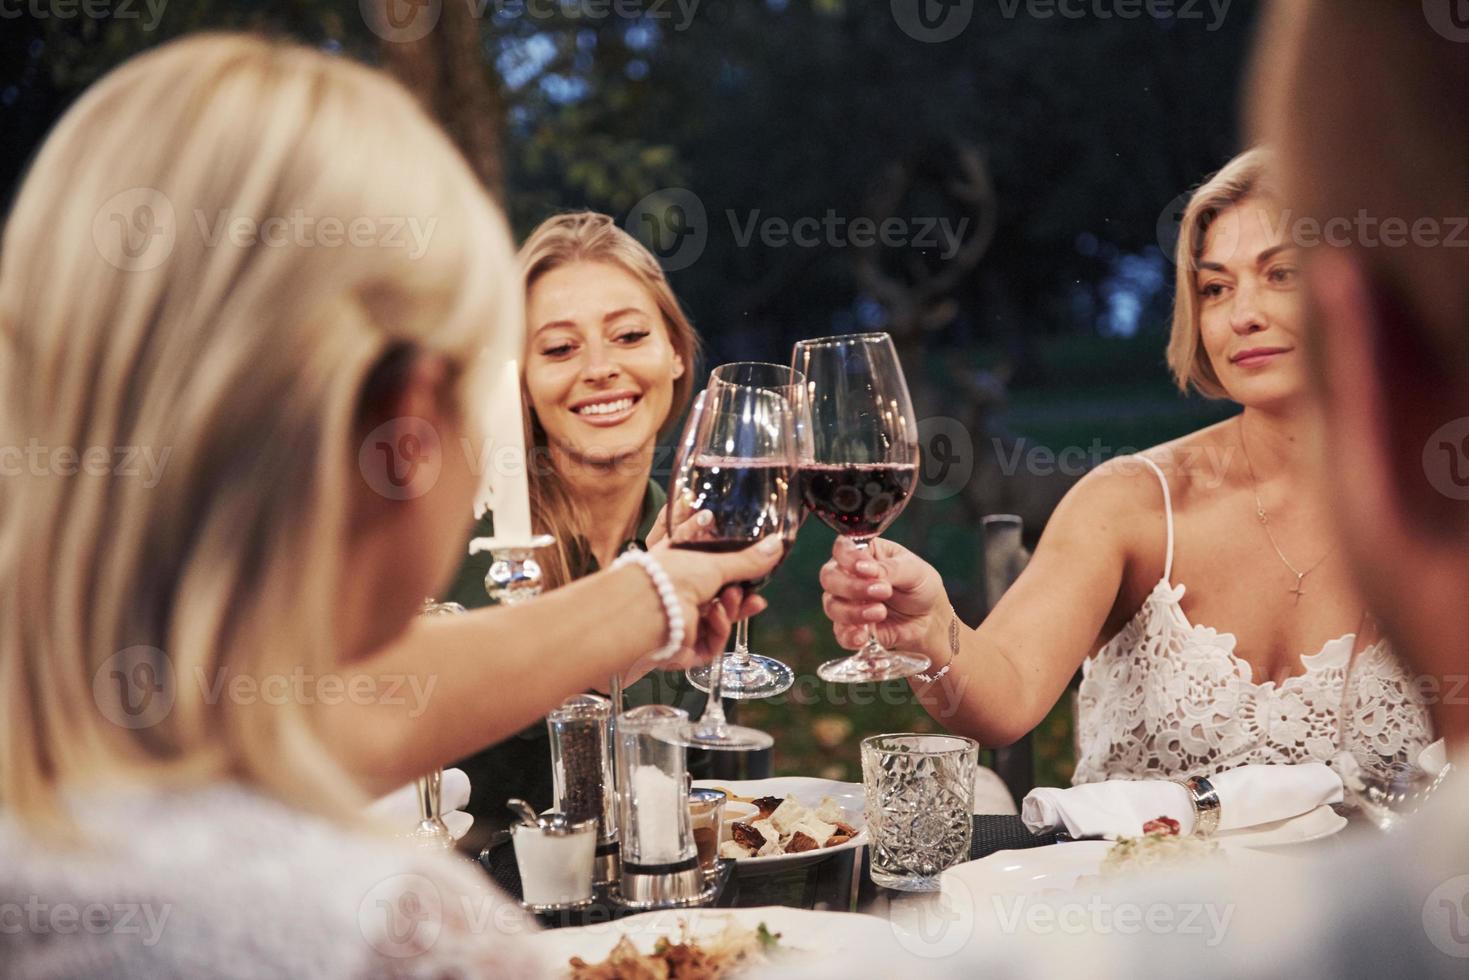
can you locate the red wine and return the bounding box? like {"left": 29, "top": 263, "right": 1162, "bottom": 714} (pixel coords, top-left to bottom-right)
{"left": 800, "top": 462, "right": 918, "bottom": 537}
{"left": 671, "top": 457, "right": 799, "bottom": 593}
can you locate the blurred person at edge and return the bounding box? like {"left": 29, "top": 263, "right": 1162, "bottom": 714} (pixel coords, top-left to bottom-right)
{"left": 438, "top": 211, "right": 718, "bottom": 844}
{"left": 789, "top": 2, "right": 1469, "bottom": 977}
{"left": 0, "top": 34, "right": 776, "bottom": 977}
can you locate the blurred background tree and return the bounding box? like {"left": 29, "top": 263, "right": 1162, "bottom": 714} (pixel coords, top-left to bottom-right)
{"left": 1, "top": 0, "right": 1249, "bottom": 788}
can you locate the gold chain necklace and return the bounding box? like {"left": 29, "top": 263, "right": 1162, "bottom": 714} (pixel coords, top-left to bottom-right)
{"left": 1238, "top": 416, "right": 1336, "bottom": 604}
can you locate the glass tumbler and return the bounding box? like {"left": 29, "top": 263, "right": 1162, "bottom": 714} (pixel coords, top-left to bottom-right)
{"left": 861, "top": 733, "right": 978, "bottom": 892}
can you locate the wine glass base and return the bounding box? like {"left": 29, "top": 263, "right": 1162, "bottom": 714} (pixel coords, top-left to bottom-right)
{"left": 817, "top": 649, "right": 930, "bottom": 684}
{"left": 686, "top": 654, "right": 795, "bottom": 700}
{"left": 673, "top": 721, "right": 774, "bottom": 752}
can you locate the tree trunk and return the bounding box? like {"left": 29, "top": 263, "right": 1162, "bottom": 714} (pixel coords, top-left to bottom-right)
{"left": 376, "top": 2, "right": 505, "bottom": 202}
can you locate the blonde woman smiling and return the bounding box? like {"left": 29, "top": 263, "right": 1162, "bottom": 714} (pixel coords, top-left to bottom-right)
{"left": 821, "top": 149, "right": 1405, "bottom": 782}
{"left": 0, "top": 34, "right": 774, "bottom": 974}
{"left": 442, "top": 212, "right": 713, "bottom": 833}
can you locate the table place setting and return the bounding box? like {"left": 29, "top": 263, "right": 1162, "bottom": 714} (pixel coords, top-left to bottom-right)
{"left": 1018, "top": 762, "right": 1346, "bottom": 843}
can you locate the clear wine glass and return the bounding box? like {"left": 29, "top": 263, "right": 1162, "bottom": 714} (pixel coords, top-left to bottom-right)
{"left": 1338, "top": 612, "right": 1450, "bottom": 831}
{"left": 666, "top": 379, "right": 802, "bottom": 750}
{"left": 792, "top": 332, "right": 928, "bottom": 684}
{"left": 684, "top": 362, "right": 810, "bottom": 700}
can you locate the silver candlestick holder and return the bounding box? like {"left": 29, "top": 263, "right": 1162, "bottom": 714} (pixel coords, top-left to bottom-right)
{"left": 479, "top": 533, "right": 557, "bottom": 605}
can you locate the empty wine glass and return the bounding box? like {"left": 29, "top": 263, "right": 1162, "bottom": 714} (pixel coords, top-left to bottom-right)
{"left": 684, "top": 362, "right": 810, "bottom": 700}
{"left": 792, "top": 332, "right": 928, "bottom": 683}
{"left": 1338, "top": 612, "right": 1450, "bottom": 831}
{"left": 666, "top": 379, "right": 802, "bottom": 750}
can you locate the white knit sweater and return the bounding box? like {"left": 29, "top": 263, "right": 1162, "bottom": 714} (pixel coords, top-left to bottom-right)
{"left": 0, "top": 783, "right": 544, "bottom": 978}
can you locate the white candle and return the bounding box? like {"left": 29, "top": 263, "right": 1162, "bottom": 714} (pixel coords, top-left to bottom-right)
{"left": 475, "top": 357, "right": 533, "bottom": 542}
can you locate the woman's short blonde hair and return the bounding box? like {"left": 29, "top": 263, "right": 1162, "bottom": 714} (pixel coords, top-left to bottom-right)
{"left": 0, "top": 34, "right": 520, "bottom": 834}
{"left": 1166, "top": 147, "right": 1276, "bottom": 399}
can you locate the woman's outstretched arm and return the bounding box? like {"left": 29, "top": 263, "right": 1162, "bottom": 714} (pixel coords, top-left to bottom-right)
{"left": 319, "top": 539, "right": 778, "bottom": 792}
{"left": 820, "top": 463, "right": 1145, "bottom": 746}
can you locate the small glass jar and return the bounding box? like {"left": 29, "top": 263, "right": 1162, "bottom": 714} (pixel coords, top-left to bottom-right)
{"left": 687, "top": 788, "right": 727, "bottom": 872}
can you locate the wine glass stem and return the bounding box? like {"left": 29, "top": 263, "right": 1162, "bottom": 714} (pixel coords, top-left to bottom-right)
{"left": 732, "top": 617, "right": 752, "bottom": 665}
{"left": 852, "top": 537, "right": 885, "bottom": 656}
{"left": 697, "top": 634, "right": 729, "bottom": 734}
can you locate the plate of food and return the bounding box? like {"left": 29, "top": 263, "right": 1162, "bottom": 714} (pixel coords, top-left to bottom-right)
{"left": 692, "top": 776, "right": 867, "bottom": 868}
{"left": 531, "top": 905, "right": 887, "bottom": 978}
{"left": 942, "top": 817, "right": 1277, "bottom": 899}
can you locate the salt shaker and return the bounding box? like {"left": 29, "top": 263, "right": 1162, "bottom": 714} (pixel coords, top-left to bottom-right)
{"left": 614, "top": 705, "right": 710, "bottom": 908}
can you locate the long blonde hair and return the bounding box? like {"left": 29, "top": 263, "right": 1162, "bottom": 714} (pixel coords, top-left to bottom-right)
{"left": 517, "top": 212, "right": 700, "bottom": 590}
{"left": 1166, "top": 147, "right": 1276, "bottom": 399}
{"left": 0, "top": 34, "right": 521, "bottom": 835}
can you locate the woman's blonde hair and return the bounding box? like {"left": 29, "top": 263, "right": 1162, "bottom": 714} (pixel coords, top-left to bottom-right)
{"left": 1166, "top": 147, "right": 1277, "bottom": 399}
{"left": 517, "top": 212, "right": 701, "bottom": 590}
{"left": 0, "top": 34, "right": 521, "bottom": 835}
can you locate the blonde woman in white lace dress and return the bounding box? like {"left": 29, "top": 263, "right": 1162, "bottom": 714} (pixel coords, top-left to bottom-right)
{"left": 821, "top": 148, "right": 1382, "bottom": 784}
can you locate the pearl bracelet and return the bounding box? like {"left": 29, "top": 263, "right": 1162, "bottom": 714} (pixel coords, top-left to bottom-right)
{"left": 612, "top": 549, "right": 686, "bottom": 663}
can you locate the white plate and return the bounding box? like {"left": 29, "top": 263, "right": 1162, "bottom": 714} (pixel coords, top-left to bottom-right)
{"left": 1213, "top": 804, "right": 1347, "bottom": 850}
{"left": 529, "top": 905, "right": 886, "bottom": 974}
{"left": 692, "top": 776, "right": 866, "bottom": 868}
{"left": 941, "top": 818, "right": 1326, "bottom": 902}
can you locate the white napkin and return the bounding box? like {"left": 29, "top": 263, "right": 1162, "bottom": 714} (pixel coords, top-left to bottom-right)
{"left": 1021, "top": 763, "right": 1343, "bottom": 839}
{"left": 368, "top": 768, "right": 474, "bottom": 840}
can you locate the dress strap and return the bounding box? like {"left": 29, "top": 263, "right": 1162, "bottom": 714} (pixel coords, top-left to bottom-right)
{"left": 1132, "top": 455, "right": 1175, "bottom": 584}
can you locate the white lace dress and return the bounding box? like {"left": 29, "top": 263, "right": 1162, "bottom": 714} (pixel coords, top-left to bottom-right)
{"left": 1073, "top": 455, "right": 1413, "bottom": 784}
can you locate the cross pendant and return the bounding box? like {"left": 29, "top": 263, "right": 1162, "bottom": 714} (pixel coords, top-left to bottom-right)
{"left": 1289, "top": 578, "right": 1306, "bottom": 603}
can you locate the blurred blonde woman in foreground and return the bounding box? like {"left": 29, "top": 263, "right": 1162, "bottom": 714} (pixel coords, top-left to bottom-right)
{"left": 0, "top": 34, "right": 775, "bottom": 975}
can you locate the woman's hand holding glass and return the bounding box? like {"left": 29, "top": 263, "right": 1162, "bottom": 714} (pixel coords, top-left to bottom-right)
{"left": 640, "top": 536, "right": 778, "bottom": 673}
{"left": 820, "top": 536, "right": 952, "bottom": 666}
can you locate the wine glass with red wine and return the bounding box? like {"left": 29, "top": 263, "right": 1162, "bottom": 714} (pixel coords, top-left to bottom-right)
{"left": 684, "top": 362, "right": 810, "bottom": 701}
{"left": 791, "top": 332, "right": 928, "bottom": 683}
{"left": 666, "top": 378, "right": 802, "bottom": 750}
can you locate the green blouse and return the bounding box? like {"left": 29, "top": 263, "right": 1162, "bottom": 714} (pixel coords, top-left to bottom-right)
{"left": 441, "top": 480, "right": 709, "bottom": 835}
